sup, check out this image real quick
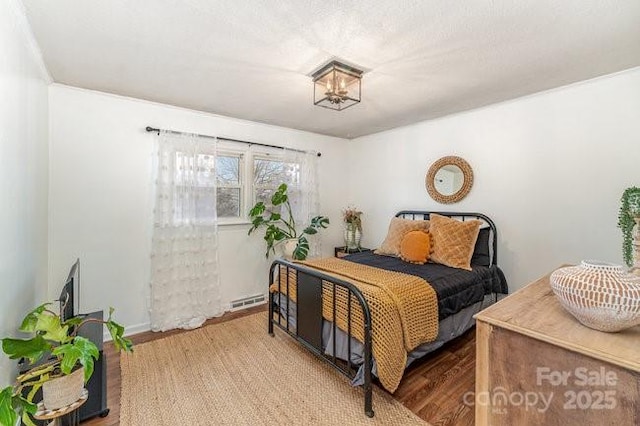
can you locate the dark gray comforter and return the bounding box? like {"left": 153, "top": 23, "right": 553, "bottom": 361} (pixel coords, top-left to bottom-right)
{"left": 342, "top": 251, "right": 508, "bottom": 320}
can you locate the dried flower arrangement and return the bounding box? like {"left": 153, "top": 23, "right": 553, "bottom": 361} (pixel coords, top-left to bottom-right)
{"left": 342, "top": 207, "right": 363, "bottom": 231}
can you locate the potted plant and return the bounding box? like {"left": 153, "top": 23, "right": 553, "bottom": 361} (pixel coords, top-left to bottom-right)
{"left": 618, "top": 186, "right": 640, "bottom": 268}
{"left": 342, "top": 206, "right": 363, "bottom": 250}
{"left": 248, "top": 183, "right": 329, "bottom": 260}
{"left": 0, "top": 303, "right": 132, "bottom": 426}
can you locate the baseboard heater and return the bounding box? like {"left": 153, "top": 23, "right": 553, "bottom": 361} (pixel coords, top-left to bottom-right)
{"left": 230, "top": 294, "right": 266, "bottom": 311}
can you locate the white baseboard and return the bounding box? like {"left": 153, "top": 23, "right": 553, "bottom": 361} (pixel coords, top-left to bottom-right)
{"left": 102, "top": 302, "right": 266, "bottom": 342}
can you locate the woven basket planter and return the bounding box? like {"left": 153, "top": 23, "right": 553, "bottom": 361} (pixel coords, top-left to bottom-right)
{"left": 42, "top": 366, "right": 85, "bottom": 410}
{"left": 550, "top": 261, "right": 640, "bottom": 332}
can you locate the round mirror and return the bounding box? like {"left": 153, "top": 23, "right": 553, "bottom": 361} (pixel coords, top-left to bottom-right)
{"left": 425, "top": 156, "right": 473, "bottom": 204}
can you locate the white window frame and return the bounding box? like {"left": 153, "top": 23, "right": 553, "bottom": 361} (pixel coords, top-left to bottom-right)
{"left": 215, "top": 150, "right": 245, "bottom": 223}
{"left": 251, "top": 153, "right": 293, "bottom": 208}
{"left": 217, "top": 143, "right": 295, "bottom": 226}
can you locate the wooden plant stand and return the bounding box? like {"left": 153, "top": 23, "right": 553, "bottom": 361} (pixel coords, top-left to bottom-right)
{"left": 32, "top": 389, "right": 88, "bottom": 426}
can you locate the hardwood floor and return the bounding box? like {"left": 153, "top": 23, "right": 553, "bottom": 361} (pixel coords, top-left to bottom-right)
{"left": 395, "top": 330, "right": 476, "bottom": 426}
{"left": 83, "top": 305, "right": 476, "bottom": 426}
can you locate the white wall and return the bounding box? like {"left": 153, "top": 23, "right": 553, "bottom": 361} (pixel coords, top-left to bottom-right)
{"left": 48, "top": 85, "right": 349, "bottom": 333}
{"left": 0, "top": 0, "right": 50, "bottom": 387}
{"left": 348, "top": 67, "right": 640, "bottom": 292}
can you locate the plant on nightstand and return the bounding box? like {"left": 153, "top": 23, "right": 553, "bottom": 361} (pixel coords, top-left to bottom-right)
{"left": 248, "top": 183, "right": 329, "bottom": 260}
{"left": 0, "top": 304, "right": 132, "bottom": 426}
{"left": 342, "top": 206, "right": 363, "bottom": 250}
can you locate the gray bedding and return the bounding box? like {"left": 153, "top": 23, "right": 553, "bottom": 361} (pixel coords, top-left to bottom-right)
{"left": 274, "top": 292, "right": 503, "bottom": 385}
{"left": 271, "top": 249, "right": 509, "bottom": 385}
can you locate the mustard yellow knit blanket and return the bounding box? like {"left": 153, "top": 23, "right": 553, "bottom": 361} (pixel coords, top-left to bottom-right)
{"left": 270, "top": 257, "right": 438, "bottom": 392}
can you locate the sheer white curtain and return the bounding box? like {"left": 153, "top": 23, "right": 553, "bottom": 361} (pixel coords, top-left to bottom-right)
{"left": 283, "top": 148, "right": 321, "bottom": 257}
{"left": 149, "top": 131, "right": 222, "bottom": 332}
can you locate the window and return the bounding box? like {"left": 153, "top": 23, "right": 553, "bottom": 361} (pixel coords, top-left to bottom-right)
{"left": 212, "top": 145, "right": 302, "bottom": 224}
{"left": 252, "top": 156, "right": 300, "bottom": 214}
{"left": 169, "top": 142, "right": 303, "bottom": 225}
{"left": 215, "top": 153, "right": 243, "bottom": 218}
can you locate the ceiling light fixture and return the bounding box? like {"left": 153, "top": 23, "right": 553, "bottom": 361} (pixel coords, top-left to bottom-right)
{"left": 311, "top": 60, "right": 363, "bottom": 111}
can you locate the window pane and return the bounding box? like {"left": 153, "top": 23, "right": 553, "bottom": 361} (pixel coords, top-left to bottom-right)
{"left": 217, "top": 187, "right": 240, "bottom": 217}
{"left": 253, "top": 157, "right": 302, "bottom": 219}
{"left": 216, "top": 156, "right": 240, "bottom": 185}
{"left": 254, "top": 158, "right": 300, "bottom": 187}
{"left": 254, "top": 187, "right": 282, "bottom": 215}
{"left": 254, "top": 158, "right": 286, "bottom": 186}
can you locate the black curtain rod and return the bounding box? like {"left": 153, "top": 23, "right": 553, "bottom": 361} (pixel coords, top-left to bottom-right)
{"left": 145, "top": 126, "right": 321, "bottom": 157}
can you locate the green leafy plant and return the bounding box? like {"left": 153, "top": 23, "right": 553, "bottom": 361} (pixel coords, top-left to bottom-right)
{"left": 0, "top": 304, "right": 133, "bottom": 426}
{"left": 248, "top": 183, "right": 329, "bottom": 260}
{"left": 618, "top": 186, "right": 640, "bottom": 267}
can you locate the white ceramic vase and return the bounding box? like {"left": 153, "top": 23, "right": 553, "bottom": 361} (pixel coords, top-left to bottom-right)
{"left": 278, "top": 238, "right": 299, "bottom": 260}
{"left": 550, "top": 260, "right": 640, "bottom": 332}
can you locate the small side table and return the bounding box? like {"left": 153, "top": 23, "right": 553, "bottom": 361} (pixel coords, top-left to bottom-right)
{"left": 334, "top": 246, "right": 371, "bottom": 258}
{"left": 33, "top": 389, "right": 88, "bottom": 426}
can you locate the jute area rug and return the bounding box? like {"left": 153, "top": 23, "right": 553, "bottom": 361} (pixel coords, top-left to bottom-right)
{"left": 120, "top": 312, "right": 429, "bottom": 425}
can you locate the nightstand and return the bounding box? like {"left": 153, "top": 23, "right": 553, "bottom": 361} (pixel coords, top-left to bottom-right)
{"left": 334, "top": 246, "right": 371, "bottom": 258}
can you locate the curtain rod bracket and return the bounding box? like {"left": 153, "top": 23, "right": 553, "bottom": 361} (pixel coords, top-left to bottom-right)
{"left": 145, "top": 126, "right": 321, "bottom": 157}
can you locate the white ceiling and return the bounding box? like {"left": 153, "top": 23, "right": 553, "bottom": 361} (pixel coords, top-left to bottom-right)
{"left": 22, "top": 0, "right": 640, "bottom": 138}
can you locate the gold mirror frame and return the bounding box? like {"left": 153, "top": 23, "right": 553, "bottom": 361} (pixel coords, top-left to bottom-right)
{"left": 425, "top": 156, "right": 474, "bottom": 204}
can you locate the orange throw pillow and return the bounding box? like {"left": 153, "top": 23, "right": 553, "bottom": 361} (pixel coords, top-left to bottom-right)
{"left": 400, "top": 231, "right": 431, "bottom": 264}
{"left": 374, "top": 217, "right": 429, "bottom": 257}
{"left": 429, "top": 214, "right": 481, "bottom": 271}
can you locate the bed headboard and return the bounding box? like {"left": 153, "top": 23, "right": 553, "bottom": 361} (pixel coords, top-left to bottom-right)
{"left": 395, "top": 211, "right": 498, "bottom": 267}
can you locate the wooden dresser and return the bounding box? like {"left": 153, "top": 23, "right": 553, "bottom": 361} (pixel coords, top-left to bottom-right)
{"left": 475, "top": 270, "right": 639, "bottom": 425}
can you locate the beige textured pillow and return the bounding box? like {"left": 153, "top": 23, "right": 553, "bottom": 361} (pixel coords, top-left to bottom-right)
{"left": 429, "top": 214, "right": 481, "bottom": 271}
{"left": 375, "top": 217, "right": 429, "bottom": 257}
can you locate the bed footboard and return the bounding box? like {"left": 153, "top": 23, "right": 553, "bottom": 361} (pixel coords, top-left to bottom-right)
{"left": 268, "top": 259, "right": 375, "bottom": 417}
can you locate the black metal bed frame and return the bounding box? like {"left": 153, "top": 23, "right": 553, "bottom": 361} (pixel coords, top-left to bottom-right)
{"left": 267, "top": 211, "right": 498, "bottom": 417}
{"left": 396, "top": 211, "right": 498, "bottom": 266}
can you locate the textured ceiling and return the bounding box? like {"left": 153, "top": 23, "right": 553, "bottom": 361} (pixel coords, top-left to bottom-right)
{"left": 22, "top": 0, "right": 640, "bottom": 138}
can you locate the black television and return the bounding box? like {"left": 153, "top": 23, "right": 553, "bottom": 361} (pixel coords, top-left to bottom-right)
{"left": 59, "top": 258, "right": 80, "bottom": 321}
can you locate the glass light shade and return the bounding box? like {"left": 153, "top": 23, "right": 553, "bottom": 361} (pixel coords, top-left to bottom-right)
{"left": 312, "top": 61, "right": 363, "bottom": 111}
